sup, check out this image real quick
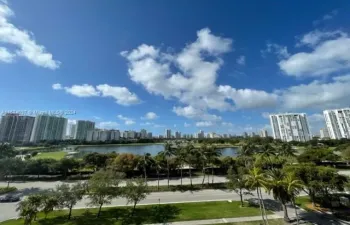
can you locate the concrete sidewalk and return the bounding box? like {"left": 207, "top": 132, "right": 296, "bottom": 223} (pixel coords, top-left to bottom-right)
{"left": 146, "top": 215, "right": 282, "bottom": 225}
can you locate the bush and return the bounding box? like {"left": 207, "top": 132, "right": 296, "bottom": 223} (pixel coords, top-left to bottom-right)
{"left": 0, "top": 186, "right": 17, "bottom": 194}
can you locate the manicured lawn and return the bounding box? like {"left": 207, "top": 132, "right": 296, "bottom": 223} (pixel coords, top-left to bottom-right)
{"left": 0, "top": 201, "right": 270, "bottom": 225}
{"left": 33, "top": 151, "right": 67, "bottom": 160}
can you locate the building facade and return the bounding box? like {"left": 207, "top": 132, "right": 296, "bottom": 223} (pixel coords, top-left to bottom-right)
{"left": 0, "top": 114, "right": 35, "bottom": 143}
{"left": 324, "top": 108, "right": 350, "bottom": 139}
{"left": 270, "top": 113, "right": 311, "bottom": 142}
{"left": 165, "top": 129, "right": 171, "bottom": 139}
{"left": 260, "top": 129, "right": 268, "bottom": 138}
{"left": 320, "top": 128, "right": 330, "bottom": 139}
{"left": 74, "top": 120, "right": 95, "bottom": 140}
{"left": 30, "top": 115, "right": 67, "bottom": 142}
{"left": 140, "top": 129, "right": 147, "bottom": 139}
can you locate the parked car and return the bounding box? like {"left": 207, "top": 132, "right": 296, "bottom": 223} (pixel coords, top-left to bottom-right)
{"left": 0, "top": 194, "right": 21, "bottom": 202}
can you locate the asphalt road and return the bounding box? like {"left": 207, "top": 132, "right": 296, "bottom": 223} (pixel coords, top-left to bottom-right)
{"left": 0, "top": 189, "right": 271, "bottom": 222}
{"left": 0, "top": 175, "right": 227, "bottom": 190}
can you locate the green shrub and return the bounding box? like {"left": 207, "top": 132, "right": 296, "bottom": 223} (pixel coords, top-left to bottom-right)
{"left": 0, "top": 186, "right": 17, "bottom": 194}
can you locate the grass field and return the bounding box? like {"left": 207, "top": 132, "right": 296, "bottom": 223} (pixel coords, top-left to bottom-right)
{"left": 0, "top": 201, "right": 270, "bottom": 225}
{"left": 33, "top": 151, "right": 67, "bottom": 160}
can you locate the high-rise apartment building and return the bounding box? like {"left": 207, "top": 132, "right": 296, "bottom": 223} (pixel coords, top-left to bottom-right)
{"left": 260, "top": 129, "right": 268, "bottom": 138}
{"left": 66, "top": 121, "right": 76, "bottom": 139}
{"left": 320, "top": 128, "right": 330, "bottom": 139}
{"left": 110, "top": 130, "right": 120, "bottom": 140}
{"left": 147, "top": 132, "right": 152, "bottom": 139}
{"left": 140, "top": 129, "right": 147, "bottom": 139}
{"left": 324, "top": 108, "right": 350, "bottom": 139}
{"left": 175, "top": 131, "right": 181, "bottom": 139}
{"left": 30, "top": 115, "right": 67, "bottom": 142}
{"left": 0, "top": 114, "right": 35, "bottom": 143}
{"left": 74, "top": 120, "right": 95, "bottom": 140}
{"left": 270, "top": 113, "right": 311, "bottom": 142}
{"left": 165, "top": 129, "right": 171, "bottom": 139}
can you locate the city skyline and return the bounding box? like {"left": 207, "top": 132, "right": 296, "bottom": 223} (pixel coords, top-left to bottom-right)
{"left": 1, "top": 1, "right": 350, "bottom": 136}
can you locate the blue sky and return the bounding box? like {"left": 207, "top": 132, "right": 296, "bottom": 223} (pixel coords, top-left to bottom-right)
{"left": 1, "top": 0, "right": 350, "bottom": 135}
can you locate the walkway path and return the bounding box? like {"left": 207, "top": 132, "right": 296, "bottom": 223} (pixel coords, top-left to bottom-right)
{"left": 146, "top": 215, "right": 282, "bottom": 225}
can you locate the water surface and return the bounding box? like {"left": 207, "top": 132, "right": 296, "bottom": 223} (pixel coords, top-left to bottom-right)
{"left": 76, "top": 144, "right": 238, "bottom": 157}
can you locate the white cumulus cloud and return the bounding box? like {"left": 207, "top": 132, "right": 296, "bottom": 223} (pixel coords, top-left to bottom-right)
{"left": 279, "top": 74, "right": 350, "bottom": 109}
{"left": 96, "top": 84, "right": 140, "bottom": 106}
{"left": 121, "top": 28, "right": 275, "bottom": 120}
{"left": 53, "top": 83, "right": 140, "bottom": 106}
{"left": 141, "top": 112, "right": 158, "bottom": 120}
{"left": 52, "top": 83, "right": 63, "bottom": 90}
{"left": 279, "top": 34, "right": 350, "bottom": 77}
{"left": 117, "top": 114, "right": 135, "bottom": 125}
{"left": 0, "top": 46, "right": 14, "bottom": 62}
{"left": 0, "top": 2, "right": 60, "bottom": 69}
{"left": 64, "top": 84, "right": 100, "bottom": 97}
{"left": 196, "top": 121, "right": 214, "bottom": 127}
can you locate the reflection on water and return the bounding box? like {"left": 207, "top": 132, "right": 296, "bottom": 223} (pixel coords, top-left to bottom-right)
{"left": 75, "top": 144, "right": 238, "bottom": 157}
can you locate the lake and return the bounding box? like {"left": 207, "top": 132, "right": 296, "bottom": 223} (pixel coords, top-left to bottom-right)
{"left": 75, "top": 144, "right": 238, "bottom": 157}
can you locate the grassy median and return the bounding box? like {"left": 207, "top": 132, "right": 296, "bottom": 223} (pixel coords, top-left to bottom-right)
{"left": 0, "top": 201, "right": 271, "bottom": 225}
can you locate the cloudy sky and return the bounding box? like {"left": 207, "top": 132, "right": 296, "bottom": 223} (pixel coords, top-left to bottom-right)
{"left": 1, "top": 0, "right": 350, "bottom": 135}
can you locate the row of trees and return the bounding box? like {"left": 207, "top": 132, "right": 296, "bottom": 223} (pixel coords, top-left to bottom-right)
{"left": 227, "top": 142, "right": 349, "bottom": 224}
{"left": 17, "top": 170, "right": 150, "bottom": 225}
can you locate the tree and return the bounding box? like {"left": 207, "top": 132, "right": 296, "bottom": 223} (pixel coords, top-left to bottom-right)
{"left": 245, "top": 167, "right": 269, "bottom": 225}
{"left": 183, "top": 144, "right": 197, "bottom": 187}
{"left": 158, "top": 142, "right": 175, "bottom": 187}
{"left": 278, "top": 143, "right": 297, "bottom": 158}
{"left": 258, "top": 144, "right": 276, "bottom": 168}
{"left": 227, "top": 166, "right": 249, "bottom": 207}
{"left": 297, "top": 148, "right": 340, "bottom": 165}
{"left": 57, "top": 158, "right": 80, "bottom": 178}
{"left": 87, "top": 169, "right": 124, "bottom": 217}
{"left": 0, "top": 143, "right": 16, "bottom": 159}
{"left": 110, "top": 153, "right": 140, "bottom": 176}
{"left": 0, "top": 158, "right": 25, "bottom": 187}
{"left": 16, "top": 199, "right": 37, "bottom": 225}
{"left": 265, "top": 169, "right": 290, "bottom": 221}
{"left": 285, "top": 173, "right": 303, "bottom": 225}
{"left": 137, "top": 153, "right": 153, "bottom": 182}
{"left": 25, "top": 159, "right": 50, "bottom": 179}
{"left": 26, "top": 194, "right": 45, "bottom": 221}
{"left": 123, "top": 178, "right": 150, "bottom": 216}
{"left": 341, "top": 146, "right": 350, "bottom": 163}
{"left": 237, "top": 143, "right": 256, "bottom": 168}
{"left": 41, "top": 192, "right": 59, "bottom": 219}
{"left": 83, "top": 152, "right": 109, "bottom": 171}
{"left": 56, "top": 182, "right": 86, "bottom": 219}
{"left": 152, "top": 156, "right": 163, "bottom": 191}
{"left": 285, "top": 164, "right": 347, "bottom": 207}
{"left": 175, "top": 147, "right": 187, "bottom": 186}
{"left": 207, "top": 146, "right": 221, "bottom": 184}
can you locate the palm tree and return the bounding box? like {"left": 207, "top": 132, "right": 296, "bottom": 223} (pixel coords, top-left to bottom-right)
{"left": 238, "top": 142, "right": 256, "bottom": 168}
{"left": 206, "top": 145, "right": 221, "bottom": 184}
{"left": 245, "top": 167, "right": 269, "bottom": 225}
{"left": 197, "top": 145, "right": 208, "bottom": 185}
{"left": 266, "top": 169, "right": 290, "bottom": 222}
{"left": 139, "top": 153, "right": 153, "bottom": 182}
{"left": 153, "top": 157, "right": 163, "bottom": 191}
{"left": 278, "top": 143, "right": 297, "bottom": 158}
{"left": 285, "top": 173, "right": 303, "bottom": 225}
{"left": 175, "top": 147, "right": 187, "bottom": 186}
{"left": 158, "top": 142, "right": 175, "bottom": 187}
{"left": 184, "top": 144, "right": 196, "bottom": 187}
{"left": 259, "top": 144, "right": 276, "bottom": 168}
